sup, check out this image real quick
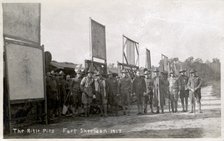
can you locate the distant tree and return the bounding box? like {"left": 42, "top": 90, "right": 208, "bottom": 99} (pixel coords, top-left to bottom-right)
{"left": 194, "top": 58, "right": 203, "bottom": 63}
{"left": 212, "top": 58, "right": 220, "bottom": 64}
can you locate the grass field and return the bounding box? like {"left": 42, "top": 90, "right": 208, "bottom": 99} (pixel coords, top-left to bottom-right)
{"left": 208, "top": 80, "right": 220, "bottom": 98}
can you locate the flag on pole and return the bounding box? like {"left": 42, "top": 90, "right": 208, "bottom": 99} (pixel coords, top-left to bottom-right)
{"left": 90, "top": 18, "right": 106, "bottom": 60}
{"left": 126, "top": 39, "right": 135, "bottom": 65}
{"left": 146, "top": 49, "right": 151, "bottom": 69}
{"left": 161, "top": 54, "right": 169, "bottom": 72}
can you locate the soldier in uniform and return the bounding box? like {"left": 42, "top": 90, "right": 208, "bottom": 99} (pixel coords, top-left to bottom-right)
{"left": 57, "top": 71, "right": 66, "bottom": 116}
{"left": 80, "top": 67, "right": 95, "bottom": 117}
{"left": 153, "top": 68, "right": 165, "bottom": 113}
{"left": 48, "top": 71, "right": 58, "bottom": 119}
{"left": 94, "top": 72, "right": 108, "bottom": 116}
{"left": 65, "top": 74, "right": 73, "bottom": 116}
{"left": 118, "top": 70, "right": 132, "bottom": 115}
{"left": 143, "top": 70, "right": 154, "bottom": 114}
{"left": 160, "top": 71, "right": 170, "bottom": 113}
{"left": 178, "top": 69, "right": 189, "bottom": 112}
{"left": 132, "top": 70, "right": 146, "bottom": 115}
{"left": 187, "top": 69, "right": 202, "bottom": 113}
{"left": 168, "top": 70, "right": 179, "bottom": 113}
{"left": 71, "top": 70, "right": 83, "bottom": 115}
{"left": 107, "top": 71, "right": 119, "bottom": 116}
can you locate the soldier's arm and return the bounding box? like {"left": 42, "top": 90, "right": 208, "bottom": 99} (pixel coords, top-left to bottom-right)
{"left": 80, "top": 77, "right": 86, "bottom": 91}
{"left": 132, "top": 78, "right": 136, "bottom": 93}
{"left": 195, "top": 77, "right": 202, "bottom": 91}
{"left": 187, "top": 77, "right": 193, "bottom": 91}
{"left": 142, "top": 79, "right": 146, "bottom": 93}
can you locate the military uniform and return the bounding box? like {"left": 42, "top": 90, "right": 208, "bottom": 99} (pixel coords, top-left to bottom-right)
{"left": 94, "top": 76, "right": 107, "bottom": 116}
{"left": 178, "top": 70, "right": 189, "bottom": 112}
{"left": 144, "top": 76, "right": 154, "bottom": 113}
{"left": 168, "top": 74, "right": 179, "bottom": 112}
{"left": 187, "top": 69, "right": 202, "bottom": 113}
{"left": 80, "top": 76, "right": 95, "bottom": 116}
{"left": 118, "top": 72, "right": 132, "bottom": 115}
{"left": 71, "top": 76, "right": 82, "bottom": 111}
{"left": 56, "top": 74, "right": 66, "bottom": 115}
{"left": 107, "top": 76, "right": 119, "bottom": 116}
{"left": 153, "top": 75, "right": 165, "bottom": 113}
{"left": 48, "top": 75, "right": 58, "bottom": 118}
{"left": 133, "top": 76, "right": 146, "bottom": 114}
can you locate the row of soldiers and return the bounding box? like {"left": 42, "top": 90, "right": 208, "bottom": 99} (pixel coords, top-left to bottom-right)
{"left": 46, "top": 66, "right": 202, "bottom": 120}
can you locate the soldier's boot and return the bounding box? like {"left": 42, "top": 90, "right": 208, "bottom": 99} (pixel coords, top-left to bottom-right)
{"left": 185, "top": 98, "right": 188, "bottom": 112}
{"left": 198, "top": 101, "right": 202, "bottom": 113}
{"left": 161, "top": 106, "right": 164, "bottom": 113}
{"left": 175, "top": 101, "right": 178, "bottom": 112}
{"left": 103, "top": 104, "right": 108, "bottom": 117}
{"left": 140, "top": 105, "right": 144, "bottom": 114}
{"left": 137, "top": 105, "right": 140, "bottom": 115}
{"left": 87, "top": 105, "right": 91, "bottom": 117}
{"left": 181, "top": 98, "right": 185, "bottom": 112}
{"left": 156, "top": 106, "right": 159, "bottom": 113}
{"left": 144, "top": 105, "right": 147, "bottom": 114}
{"left": 150, "top": 105, "right": 154, "bottom": 113}
{"left": 171, "top": 102, "right": 174, "bottom": 113}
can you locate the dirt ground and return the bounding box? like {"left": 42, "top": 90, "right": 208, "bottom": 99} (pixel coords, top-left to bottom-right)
{"left": 5, "top": 85, "right": 221, "bottom": 138}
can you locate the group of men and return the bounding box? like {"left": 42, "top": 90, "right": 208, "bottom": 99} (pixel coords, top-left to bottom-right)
{"left": 46, "top": 66, "right": 202, "bottom": 121}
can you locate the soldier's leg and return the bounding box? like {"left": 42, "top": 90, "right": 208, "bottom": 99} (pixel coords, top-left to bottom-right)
{"left": 143, "top": 96, "right": 147, "bottom": 114}
{"left": 196, "top": 95, "right": 202, "bottom": 113}
{"left": 190, "top": 92, "right": 196, "bottom": 113}
{"left": 137, "top": 95, "right": 140, "bottom": 114}
{"left": 149, "top": 94, "right": 154, "bottom": 113}
{"left": 161, "top": 105, "right": 164, "bottom": 113}
{"left": 170, "top": 95, "right": 174, "bottom": 112}
{"left": 185, "top": 91, "right": 189, "bottom": 112}
{"left": 175, "top": 92, "right": 178, "bottom": 112}
{"left": 180, "top": 91, "right": 185, "bottom": 112}
{"left": 103, "top": 104, "right": 107, "bottom": 116}
{"left": 141, "top": 96, "right": 144, "bottom": 114}
{"left": 127, "top": 96, "right": 130, "bottom": 116}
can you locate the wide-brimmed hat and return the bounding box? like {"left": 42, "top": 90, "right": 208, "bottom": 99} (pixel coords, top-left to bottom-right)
{"left": 144, "top": 71, "right": 150, "bottom": 75}
{"left": 59, "top": 70, "right": 65, "bottom": 76}
{"left": 153, "top": 68, "right": 159, "bottom": 72}
{"left": 190, "top": 68, "right": 197, "bottom": 73}
{"left": 179, "top": 69, "right": 186, "bottom": 73}
{"left": 95, "top": 71, "right": 102, "bottom": 76}
{"left": 161, "top": 71, "right": 168, "bottom": 75}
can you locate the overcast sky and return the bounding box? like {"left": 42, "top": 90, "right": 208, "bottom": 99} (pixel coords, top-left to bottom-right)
{"left": 41, "top": 0, "right": 224, "bottom": 67}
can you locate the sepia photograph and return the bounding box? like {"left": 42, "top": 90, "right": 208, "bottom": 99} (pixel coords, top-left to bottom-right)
{"left": 1, "top": 0, "right": 223, "bottom": 139}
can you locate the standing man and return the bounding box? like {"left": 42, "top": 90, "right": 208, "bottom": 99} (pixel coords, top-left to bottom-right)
{"left": 153, "top": 68, "right": 165, "bottom": 113}
{"left": 178, "top": 69, "right": 189, "bottom": 112}
{"left": 168, "top": 70, "right": 179, "bottom": 113}
{"left": 107, "top": 71, "right": 119, "bottom": 116}
{"left": 144, "top": 70, "right": 154, "bottom": 114}
{"left": 48, "top": 71, "right": 58, "bottom": 119}
{"left": 187, "top": 69, "right": 202, "bottom": 113}
{"left": 71, "top": 70, "right": 83, "bottom": 115}
{"left": 132, "top": 70, "right": 146, "bottom": 115}
{"left": 118, "top": 70, "right": 132, "bottom": 115}
{"left": 94, "top": 72, "right": 108, "bottom": 117}
{"left": 160, "top": 71, "right": 170, "bottom": 113}
{"left": 57, "top": 71, "right": 66, "bottom": 116}
{"left": 80, "top": 67, "right": 95, "bottom": 117}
